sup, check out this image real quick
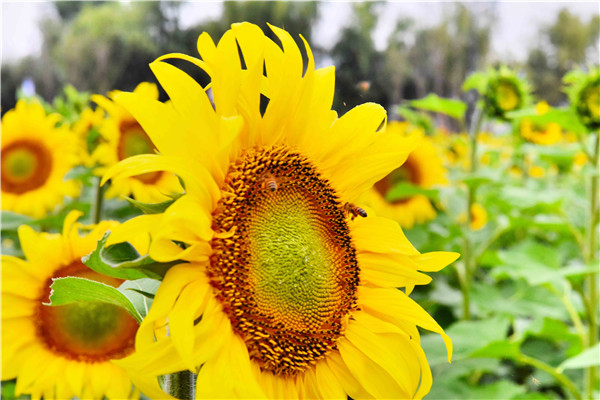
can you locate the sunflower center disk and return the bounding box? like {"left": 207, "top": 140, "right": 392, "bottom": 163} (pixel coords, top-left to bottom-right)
{"left": 117, "top": 120, "right": 162, "bottom": 184}
{"left": 37, "top": 262, "right": 138, "bottom": 362}
{"left": 210, "top": 146, "right": 359, "bottom": 376}
{"left": 374, "top": 157, "right": 421, "bottom": 203}
{"left": 1, "top": 139, "right": 52, "bottom": 194}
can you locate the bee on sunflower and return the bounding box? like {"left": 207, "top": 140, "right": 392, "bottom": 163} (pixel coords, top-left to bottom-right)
{"left": 92, "top": 82, "right": 182, "bottom": 203}
{"left": 564, "top": 66, "right": 600, "bottom": 131}
{"left": 1, "top": 100, "right": 81, "bottom": 218}
{"left": 360, "top": 122, "right": 448, "bottom": 229}
{"left": 103, "top": 23, "right": 458, "bottom": 399}
{"left": 0, "top": 211, "right": 165, "bottom": 399}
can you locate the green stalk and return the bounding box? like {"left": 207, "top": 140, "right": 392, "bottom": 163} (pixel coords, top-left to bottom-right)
{"left": 164, "top": 371, "right": 195, "bottom": 399}
{"left": 460, "top": 107, "right": 485, "bottom": 320}
{"left": 92, "top": 177, "right": 105, "bottom": 224}
{"left": 584, "top": 132, "right": 599, "bottom": 399}
{"left": 517, "top": 354, "right": 583, "bottom": 400}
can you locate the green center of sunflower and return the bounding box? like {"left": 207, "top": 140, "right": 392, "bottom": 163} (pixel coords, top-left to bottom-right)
{"left": 37, "top": 261, "right": 138, "bottom": 362}
{"left": 583, "top": 84, "right": 599, "bottom": 119}
{"left": 209, "top": 146, "right": 359, "bottom": 376}
{"left": 496, "top": 80, "right": 520, "bottom": 112}
{"left": 117, "top": 119, "right": 162, "bottom": 184}
{"left": 1, "top": 139, "right": 52, "bottom": 194}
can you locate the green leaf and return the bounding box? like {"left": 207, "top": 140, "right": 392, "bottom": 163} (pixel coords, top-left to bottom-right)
{"left": 471, "top": 339, "right": 522, "bottom": 360}
{"left": 409, "top": 94, "right": 467, "bottom": 121}
{"left": 83, "top": 233, "right": 183, "bottom": 280}
{"left": 463, "top": 71, "right": 488, "bottom": 93}
{"left": 49, "top": 277, "right": 142, "bottom": 323}
{"left": 396, "top": 106, "right": 434, "bottom": 133}
{"left": 499, "top": 186, "right": 565, "bottom": 211}
{"left": 1, "top": 211, "right": 33, "bottom": 231}
{"left": 558, "top": 343, "right": 600, "bottom": 371}
{"left": 445, "top": 316, "right": 511, "bottom": 360}
{"left": 125, "top": 194, "right": 181, "bottom": 215}
{"left": 65, "top": 165, "right": 97, "bottom": 186}
{"left": 385, "top": 182, "right": 439, "bottom": 202}
{"left": 119, "top": 278, "right": 160, "bottom": 319}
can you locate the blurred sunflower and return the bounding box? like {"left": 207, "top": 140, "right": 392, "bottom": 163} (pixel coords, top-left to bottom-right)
{"left": 564, "top": 66, "right": 600, "bottom": 130}
{"left": 1, "top": 100, "right": 80, "bottom": 218}
{"left": 92, "top": 82, "right": 182, "bottom": 203}
{"left": 104, "top": 23, "right": 457, "bottom": 399}
{"left": 520, "top": 101, "right": 563, "bottom": 145}
{"left": 467, "top": 66, "right": 531, "bottom": 121}
{"left": 0, "top": 211, "right": 159, "bottom": 399}
{"left": 72, "top": 106, "right": 105, "bottom": 164}
{"left": 361, "top": 122, "right": 447, "bottom": 229}
{"left": 459, "top": 203, "right": 487, "bottom": 231}
{"left": 469, "top": 203, "right": 488, "bottom": 231}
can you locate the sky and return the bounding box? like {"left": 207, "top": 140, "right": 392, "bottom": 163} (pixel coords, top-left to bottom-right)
{"left": 1, "top": 1, "right": 599, "bottom": 64}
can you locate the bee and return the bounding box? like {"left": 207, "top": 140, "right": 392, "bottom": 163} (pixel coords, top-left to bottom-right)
{"left": 344, "top": 202, "right": 367, "bottom": 219}
{"left": 261, "top": 172, "right": 280, "bottom": 192}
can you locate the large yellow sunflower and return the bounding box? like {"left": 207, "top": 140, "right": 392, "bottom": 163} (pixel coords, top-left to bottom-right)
{"left": 92, "top": 82, "right": 182, "bottom": 203}
{"left": 0, "top": 211, "right": 165, "bottom": 399}
{"left": 104, "top": 23, "right": 457, "bottom": 399}
{"left": 1, "top": 100, "right": 80, "bottom": 218}
{"left": 361, "top": 122, "right": 448, "bottom": 229}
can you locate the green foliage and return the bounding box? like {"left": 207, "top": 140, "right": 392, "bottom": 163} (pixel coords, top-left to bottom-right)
{"left": 83, "top": 232, "right": 183, "bottom": 280}
{"left": 408, "top": 94, "right": 467, "bottom": 121}
{"left": 49, "top": 276, "right": 143, "bottom": 323}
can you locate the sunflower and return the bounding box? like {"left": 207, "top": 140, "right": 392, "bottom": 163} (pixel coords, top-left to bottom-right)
{"left": 469, "top": 203, "right": 488, "bottom": 231}
{"left": 103, "top": 23, "right": 457, "bottom": 399}
{"left": 92, "top": 82, "right": 182, "bottom": 203}
{"left": 520, "top": 101, "right": 563, "bottom": 145}
{"left": 564, "top": 66, "right": 600, "bottom": 130}
{"left": 473, "top": 66, "right": 531, "bottom": 121}
{"left": 1, "top": 100, "right": 81, "bottom": 218}
{"left": 72, "top": 106, "right": 105, "bottom": 165}
{"left": 360, "top": 122, "right": 447, "bottom": 229}
{"left": 0, "top": 211, "right": 165, "bottom": 399}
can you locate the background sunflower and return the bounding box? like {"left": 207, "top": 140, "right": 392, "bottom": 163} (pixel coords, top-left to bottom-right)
{"left": 1, "top": 100, "right": 81, "bottom": 218}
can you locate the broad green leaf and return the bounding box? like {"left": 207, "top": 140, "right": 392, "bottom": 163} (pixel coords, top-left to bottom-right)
{"left": 83, "top": 233, "right": 183, "bottom": 280}
{"left": 0, "top": 211, "right": 33, "bottom": 231}
{"left": 119, "top": 278, "right": 160, "bottom": 319}
{"left": 471, "top": 339, "right": 522, "bottom": 360}
{"left": 428, "top": 378, "right": 525, "bottom": 400}
{"left": 558, "top": 343, "right": 600, "bottom": 371}
{"left": 385, "top": 182, "right": 440, "bottom": 202}
{"left": 463, "top": 71, "right": 488, "bottom": 93}
{"left": 65, "top": 165, "right": 96, "bottom": 186}
{"left": 471, "top": 282, "right": 568, "bottom": 320}
{"left": 499, "top": 186, "right": 565, "bottom": 211}
{"left": 125, "top": 195, "right": 181, "bottom": 215}
{"left": 396, "top": 106, "right": 434, "bottom": 133}
{"left": 460, "top": 168, "right": 504, "bottom": 188}
{"left": 49, "top": 277, "right": 142, "bottom": 323}
{"left": 409, "top": 94, "right": 467, "bottom": 121}
{"left": 445, "top": 316, "right": 511, "bottom": 360}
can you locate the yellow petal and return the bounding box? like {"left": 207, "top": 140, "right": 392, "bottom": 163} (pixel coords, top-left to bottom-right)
{"left": 351, "top": 216, "right": 419, "bottom": 255}
{"left": 411, "top": 251, "right": 460, "bottom": 272}
{"left": 359, "top": 286, "right": 453, "bottom": 362}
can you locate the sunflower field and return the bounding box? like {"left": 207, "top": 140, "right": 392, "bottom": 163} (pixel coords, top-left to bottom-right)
{"left": 1, "top": 3, "right": 599, "bottom": 400}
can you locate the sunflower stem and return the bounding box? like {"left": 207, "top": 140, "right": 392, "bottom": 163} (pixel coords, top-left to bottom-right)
{"left": 460, "top": 107, "right": 485, "bottom": 320}
{"left": 517, "top": 354, "right": 583, "bottom": 400}
{"left": 164, "top": 370, "right": 195, "bottom": 399}
{"left": 93, "top": 177, "right": 104, "bottom": 224}
{"left": 584, "top": 131, "right": 599, "bottom": 399}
